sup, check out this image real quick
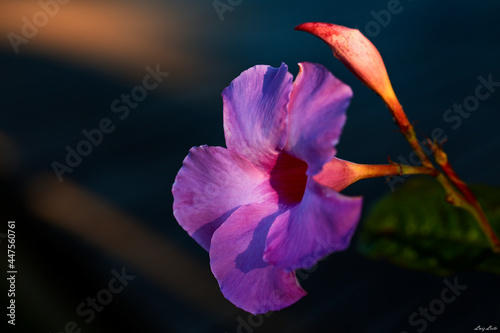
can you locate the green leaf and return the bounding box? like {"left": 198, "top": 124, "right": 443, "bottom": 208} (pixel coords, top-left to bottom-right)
{"left": 357, "top": 176, "right": 500, "bottom": 276}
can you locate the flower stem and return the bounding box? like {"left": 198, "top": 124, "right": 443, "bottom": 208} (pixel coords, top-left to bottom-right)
{"left": 384, "top": 96, "right": 433, "bottom": 168}
{"left": 314, "top": 158, "right": 436, "bottom": 192}
{"left": 349, "top": 162, "right": 437, "bottom": 181}
{"left": 384, "top": 97, "right": 500, "bottom": 253}
{"left": 434, "top": 146, "right": 500, "bottom": 253}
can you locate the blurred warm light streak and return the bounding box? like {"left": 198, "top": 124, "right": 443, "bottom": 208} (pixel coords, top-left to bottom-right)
{"left": 27, "top": 174, "right": 239, "bottom": 319}
{"left": 0, "top": 0, "right": 204, "bottom": 87}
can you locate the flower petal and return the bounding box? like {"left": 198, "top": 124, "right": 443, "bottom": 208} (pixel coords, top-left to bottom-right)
{"left": 210, "top": 204, "right": 306, "bottom": 315}
{"left": 285, "top": 62, "right": 352, "bottom": 175}
{"left": 223, "top": 63, "right": 293, "bottom": 171}
{"left": 264, "top": 179, "right": 362, "bottom": 271}
{"left": 172, "top": 145, "right": 274, "bottom": 251}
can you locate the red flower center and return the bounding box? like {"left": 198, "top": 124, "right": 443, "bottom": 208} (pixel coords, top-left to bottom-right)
{"left": 269, "top": 152, "right": 308, "bottom": 205}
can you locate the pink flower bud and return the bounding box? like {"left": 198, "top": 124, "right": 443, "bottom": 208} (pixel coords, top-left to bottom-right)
{"left": 295, "top": 22, "right": 398, "bottom": 107}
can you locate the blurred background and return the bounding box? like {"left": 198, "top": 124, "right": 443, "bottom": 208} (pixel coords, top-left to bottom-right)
{"left": 0, "top": 0, "right": 499, "bottom": 332}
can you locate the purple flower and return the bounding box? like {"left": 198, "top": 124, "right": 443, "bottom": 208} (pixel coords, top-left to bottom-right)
{"left": 172, "top": 62, "right": 362, "bottom": 314}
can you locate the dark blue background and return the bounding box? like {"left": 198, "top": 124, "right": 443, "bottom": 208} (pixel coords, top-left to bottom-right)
{"left": 0, "top": 0, "right": 499, "bottom": 332}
